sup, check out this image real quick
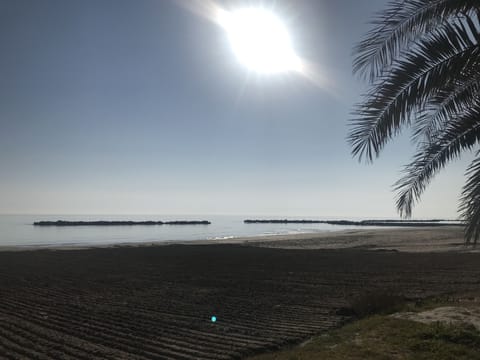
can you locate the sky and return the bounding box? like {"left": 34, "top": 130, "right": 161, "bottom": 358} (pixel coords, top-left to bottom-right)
{"left": 0, "top": 0, "right": 471, "bottom": 218}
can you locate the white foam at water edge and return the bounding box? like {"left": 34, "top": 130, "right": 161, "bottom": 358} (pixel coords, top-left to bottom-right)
{"left": 208, "top": 236, "right": 235, "bottom": 240}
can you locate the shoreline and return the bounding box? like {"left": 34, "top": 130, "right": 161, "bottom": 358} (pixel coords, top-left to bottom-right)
{"left": 0, "top": 226, "right": 474, "bottom": 253}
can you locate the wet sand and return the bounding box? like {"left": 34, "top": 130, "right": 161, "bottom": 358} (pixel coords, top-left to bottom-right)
{"left": 240, "top": 226, "right": 473, "bottom": 252}
{"left": 129, "top": 226, "right": 472, "bottom": 252}
{"left": 0, "top": 227, "right": 479, "bottom": 359}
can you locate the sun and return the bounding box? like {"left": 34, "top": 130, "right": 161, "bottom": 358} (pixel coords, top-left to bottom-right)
{"left": 217, "top": 7, "right": 302, "bottom": 74}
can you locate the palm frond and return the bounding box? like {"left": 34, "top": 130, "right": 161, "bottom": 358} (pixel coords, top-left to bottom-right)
{"left": 395, "top": 105, "right": 480, "bottom": 217}
{"left": 351, "top": 0, "right": 480, "bottom": 243}
{"left": 353, "top": 0, "right": 479, "bottom": 81}
{"left": 460, "top": 153, "right": 480, "bottom": 244}
{"left": 411, "top": 75, "right": 480, "bottom": 144}
{"left": 349, "top": 19, "right": 480, "bottom": 162}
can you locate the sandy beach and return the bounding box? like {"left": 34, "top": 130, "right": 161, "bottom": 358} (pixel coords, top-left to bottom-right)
{"left": 109, "top": 226, "right": 475, "bottom": 253}
{"left": 120, "top": 226, "right": 474, "bottom": 253}
{"left": 241, "top": 226, "right": 472, "bottom": 252}
{"left": 0, "top": 227, "right": 479, "bottom": 359}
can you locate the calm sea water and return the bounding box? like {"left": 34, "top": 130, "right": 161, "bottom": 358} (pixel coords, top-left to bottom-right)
{"left": 0, "top": 214, "right": 378, "bottom": 248}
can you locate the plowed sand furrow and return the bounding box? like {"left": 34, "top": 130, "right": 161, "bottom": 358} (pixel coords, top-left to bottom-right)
{"left": 0, "top": 309, "right": 137, "bottom": 360}
{"left": 117, "top": 300, "right": 321, "bottom": 335}
{"left": 0, "top": 301, "right": 223, "bottom": 360}
{"left": 0, "top": 328, "right": 53, "bottom": 360}
{"left": 0, "top": 308, "right": 152, "bottom": 360}
{"left": 116, "top": 306, "right": 297, "bottom": 340}
{"left": 0, "top": 319, "right": 91, "bottom": 360}
{"left": 0, "top": 343, "right": 20, "bottom": 360}
{"left": 1, "top": 294, "right": 263, "bottom": 352}
{"left": 0, "top": 297, "right": 240, "bottom": 359}
{"left": 1, "top": 244, "right": 479, "bottom": 360}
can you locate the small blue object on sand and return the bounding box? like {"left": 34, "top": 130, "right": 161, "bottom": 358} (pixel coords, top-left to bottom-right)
{"left": 211, "top": 316, "right": 217, "bottom": 323}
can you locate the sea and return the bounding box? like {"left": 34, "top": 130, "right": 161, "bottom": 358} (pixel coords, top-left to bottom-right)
{"left": 0, "top": 214, "right": 383, "bottom": 248}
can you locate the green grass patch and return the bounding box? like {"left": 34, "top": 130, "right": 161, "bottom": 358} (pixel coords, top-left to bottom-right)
{"left": 248, "top": 316, "right": 480, "bottom": 360}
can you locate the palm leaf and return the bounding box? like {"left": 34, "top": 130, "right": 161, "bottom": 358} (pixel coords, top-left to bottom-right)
{"left": 351, "top": 0, "right": 480, "bottom": 242}
{"left": 460, "top": 153, "right": 480, "bottom": 243}
{"left": 353, "top": 0, "right": 480, "bottom": 81}
{"left": 411, "top": 75, "right": 480, "bottom": 144}
{"left": 395, "top": 104, "right": 480, "bottom": 217}
{"left": 349, "top": 19, "right": 480, "bottom": 162}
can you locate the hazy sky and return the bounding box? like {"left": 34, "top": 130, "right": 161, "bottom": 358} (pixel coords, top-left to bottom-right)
{"left": 0, "top": 0, "right": 470, "bottom": 218}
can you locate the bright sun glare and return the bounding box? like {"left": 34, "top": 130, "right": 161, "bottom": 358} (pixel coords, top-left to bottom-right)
{"left": 217, "top": 8, "right": 302, "bottom": 74}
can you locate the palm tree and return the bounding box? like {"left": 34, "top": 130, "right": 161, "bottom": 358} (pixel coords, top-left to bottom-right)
{"left": 349, "top": 0, "right": 480, "bottom": 243}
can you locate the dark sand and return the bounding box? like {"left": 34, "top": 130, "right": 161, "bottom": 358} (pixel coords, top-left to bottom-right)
{"left": 0, "top": 228, "right": 480, "bottom": 359}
